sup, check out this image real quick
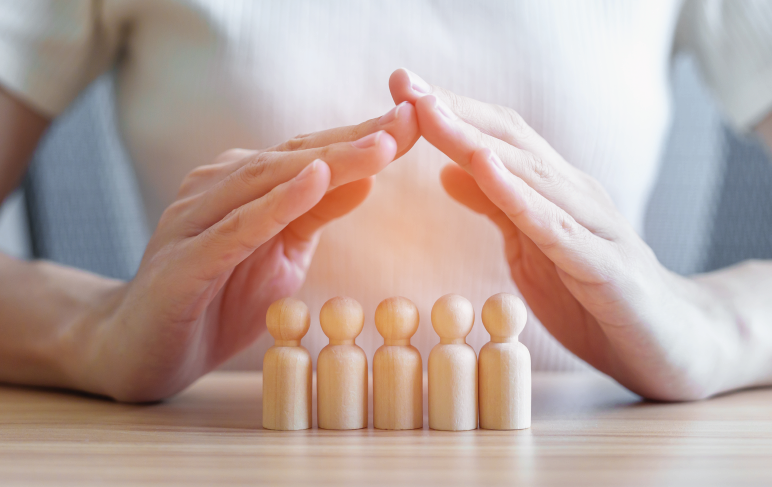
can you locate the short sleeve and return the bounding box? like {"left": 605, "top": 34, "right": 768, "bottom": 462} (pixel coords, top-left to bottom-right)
{"left": 677, "top": 0, "right": 772, "bottom": 131}
{"left": 0, "top": 0, "right": 121, "bottom": 117}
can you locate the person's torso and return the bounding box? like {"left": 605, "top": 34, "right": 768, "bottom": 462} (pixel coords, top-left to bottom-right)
{"left": 103, "top": 0, "right": 682, "bottom": 370}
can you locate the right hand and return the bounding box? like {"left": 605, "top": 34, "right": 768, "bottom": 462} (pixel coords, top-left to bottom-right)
{"left": 389, "top": 69, "right": 744, "bottom": 400}
{"left": 61, "top": 102, "right": 419, "bottom": 402}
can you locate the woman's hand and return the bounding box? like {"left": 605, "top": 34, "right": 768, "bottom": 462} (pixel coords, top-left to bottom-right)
{"left": 59, "top": 103, "right": 419, "bottom": 402}
{"left": 389, "top": 68, "right": 754, "bottom": 401}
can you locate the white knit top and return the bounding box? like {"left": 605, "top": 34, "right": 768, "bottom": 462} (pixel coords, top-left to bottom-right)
{"left": 1, "top": 0, "right": 771, "bottom": 370}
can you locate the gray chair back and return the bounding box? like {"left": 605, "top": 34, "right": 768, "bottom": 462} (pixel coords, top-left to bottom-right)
{"left": 24, "top": 74, "right": 148, "bottom": 280}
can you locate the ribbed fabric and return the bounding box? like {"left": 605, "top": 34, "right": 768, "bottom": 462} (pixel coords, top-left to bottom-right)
{"left": 1, "top": 0, "right": 771, "bottom": 371}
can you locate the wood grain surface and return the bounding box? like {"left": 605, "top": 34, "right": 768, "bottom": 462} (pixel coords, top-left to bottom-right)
{"left": 1, "top": 371, "right": 771, "bottom": 486}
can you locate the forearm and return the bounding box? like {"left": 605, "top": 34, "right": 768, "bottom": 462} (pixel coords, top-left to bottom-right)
{"left": 0, "top": 253, "right": 123, "bottom": 391}
{"left": 683, "top": 114, "right": 772, "bottom": 394}
{"left": 0, "top": 85, "right": 49, "bottom": 200}
{"left": 692, "top": 260, "right": 772, "bottom": 394}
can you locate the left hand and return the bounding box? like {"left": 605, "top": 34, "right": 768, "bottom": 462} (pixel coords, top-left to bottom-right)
{"left": 389, "top": 69, "right": 743, "bottom": 401}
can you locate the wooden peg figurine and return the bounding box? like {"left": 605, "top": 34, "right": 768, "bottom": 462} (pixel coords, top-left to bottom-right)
{"left": 428, "top": 294, "right": 478, "bottom": 431}
{"left": 317, "top": 296, "right": 368, "bottom": 430}
{"left": 262, "top": 297, "right": 312, "bottom": 430}
{"left": 373, "top": 297, "right": 423, "bottom": 430}
{"left": 479, "top": 293, "right": 531, "bottom": 430}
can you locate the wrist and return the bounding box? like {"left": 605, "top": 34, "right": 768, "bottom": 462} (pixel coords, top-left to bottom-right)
{"left": 0, "top": 257, "right": 126, "bottom": 394}
{"left": 52, "top": 269, "right": 128, "bottom": 397}
{"left": 679, "top": 274, "right": 741, "bottom": 397}
{"left": 692, "top": 261, "right": 772, "bottom": 395}
{"left": 621, "top": 264, "right": 737, "bottom": 400}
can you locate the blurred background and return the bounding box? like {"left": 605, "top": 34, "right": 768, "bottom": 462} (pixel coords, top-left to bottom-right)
{"left": 0, "top": 51, "right": 770, "bottom": 354}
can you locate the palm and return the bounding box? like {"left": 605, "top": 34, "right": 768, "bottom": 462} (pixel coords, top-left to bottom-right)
{"left": 504, "top": 229, "right": 611, "bottom": 366}
{"left": 212, "top": 231, "right": 315, "bottom": 364}
{"left": 200, "top": 178, "right": 374, "bottom": 369}
{"left": 441, "top": 163, "right": 622, "bottom": 371}
{"left": 105, "top": 177, "right": 375, "bottom": 401}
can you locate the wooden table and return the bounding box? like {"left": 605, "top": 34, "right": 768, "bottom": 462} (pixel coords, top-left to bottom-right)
{"left": 1, "top": 371, "right": 770, "bottom": 486}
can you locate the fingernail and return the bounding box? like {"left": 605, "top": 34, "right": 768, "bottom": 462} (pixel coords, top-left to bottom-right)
{"left": 404, "top": 69, "right": 431, "bottom": 95}
{"left": 352, "top": 131, "right": 382, "bottom": 149}
{"left": 379, "top": 102, "right": 404, "bottom": 125}
{"left": 296, "top": 160, "right": 319, "bottom": 181}
{"left": 431, "top": 96, "right": 458, "bottom": 121}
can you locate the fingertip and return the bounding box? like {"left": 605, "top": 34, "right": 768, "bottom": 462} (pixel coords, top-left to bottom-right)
{"left": 389, "top": 68, "right": 413, "bottom": 104}
{"left": 439, "top": 163, "right": 468, "bottom": 189}
{"left": 379, "top": 130, "right": 398, "bottom": 158}
{"left": 382, "top": 102, "right": 419, "bottom": 157}
{"left": 337, "top": 131, "right": 397, "bottom": 187}
{"left": 468, "top": 148, "right": 497, "bottom": 187}
{"left": 314, "top": 159, "right": 332, "bottom": 187}
{"left": 339, "top": 176, "right": 375, "bottom": 207}
{"left": 396, "top": 101, "right": 419, "bottom": 131}
{"left": 296, "top": 158, "right": 332, "bottom": 188}
{"left": 470, "top": 148, "right": 497, "bottom": 175}
{"left": 439, "top": 163, "right": 465, "bottom": 202}
{"left": 389, "top": 68, "right": 432, "bottom": 104}
{"left": 336, "top": 175, "right": 375, "bottom": 200}
{"left": 469, "top": 148, "right": 523, "bottom": 213}
{"left": 415, "top": 94, "right": 460, "bottom": 148}
{"left": 394, "top": 100, "right": 417, "bottom": 124}
{"left": 414, "top": 94, "right": 442, "bottom": 129}
{"left": 414, "top": 93, "right": 438, "bottom": 112}
{"left": 319, "top": 176, "right": 375, "bottom": 215}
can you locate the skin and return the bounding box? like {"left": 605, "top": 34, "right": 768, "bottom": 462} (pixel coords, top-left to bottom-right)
{"left": 390, "top": 68, "right": 772, "bottom": 400}
{"left": 0, "top": 85, "right": 420, "bottom": 401}
{"left": 0, "top": 69, "right": 771, "bottom": 402}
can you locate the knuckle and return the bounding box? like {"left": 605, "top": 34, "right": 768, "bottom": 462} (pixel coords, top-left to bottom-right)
{"left": 525, "top": 153, "right": 556, "bottom": 185}
{"left": 189, "top": 164, "right": 219, "bottom": 180}
{"left": 269, "top": 209, "right": 291, "bottom": 229}
{"left": 240, "top": 152, "right": 274, "bottom": 183}
{"left": 541, "top": 207, "right": 579, "bottom": 250}
{"left": 343, "top": 125, "right": 364, "bottom": 142}
{"left": 283, "top": 135, "right": 309, "bottom": 152}
{"left": 445, "top": 92, "right": 469, "bottom": 120}
{"left": 159, "top": 197, "right": 194, "bottom": 227}
{"left": 177, "top": 164, "right": 219, "bottom": 196}
{"left": 214, "top": 148, "right": 252, "bottom": 165}
{"left": 558, "top": 212, "right": 578, "bottom": 237}
{"left": 216, "top": 207, "right": 254, "bottom": 252}
{"left": 502, "top": 108, "right": 532, "bottom": 141}
{"left": 223, "top": 188, "right": 290, "bottom": 235}
{"left": 317, "top": 145, "right": 332, "bottom": 160}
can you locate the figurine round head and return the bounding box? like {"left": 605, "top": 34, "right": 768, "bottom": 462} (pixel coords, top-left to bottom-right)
{"left": 431, "top": 294, "right": 474, "bottom": 340}
{"left": 481, "top": 293, "right": 527, "bottom": 340}
{"left": 375, "top": 297, "right": 419, "bottom": 342}
{"left": 320, "top": 296, "right": 365, "bottom": 342}
{"left": 266, "top": 297, "right": 310, "bottom": 342}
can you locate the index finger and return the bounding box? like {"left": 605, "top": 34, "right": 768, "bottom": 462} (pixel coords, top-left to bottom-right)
{"left": 269, "top": 101, "right": 420, "bottom": 161}
{"left": 389, "top": 68, "right": 558, "bottom": 160}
